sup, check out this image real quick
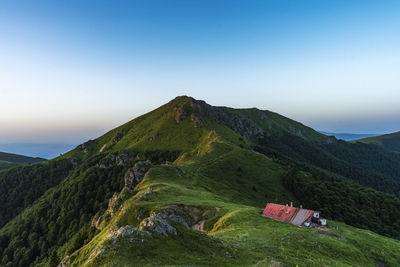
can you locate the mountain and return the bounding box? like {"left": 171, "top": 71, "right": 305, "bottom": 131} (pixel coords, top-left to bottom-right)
{"left": 0, "top": 151, "right": 46, "bottom": 171}
{"left": 319, "top": 131, "right": 379, "bottom": 141}
{"left": 1, "top": 96, "right": 400, "bottom": 266}
{"left": 354, "top": 131, "right": 400, "bottom": 153}
{"left": 0, "top": 143, "right": 75, "bottom": 159}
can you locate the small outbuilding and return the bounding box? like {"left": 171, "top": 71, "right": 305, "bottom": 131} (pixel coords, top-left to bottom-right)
{"left": 262, "top": 203, "right": 326, "bottom": 227}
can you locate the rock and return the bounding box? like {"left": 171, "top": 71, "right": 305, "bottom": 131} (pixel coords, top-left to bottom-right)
{"left": 96, "top": 152, "right": 136, "bottom": 169}
{"left": 150, "top": 132, "right": 158, "bottom": 140}
{"left": 192, "top": 220, "right": 206, "bottom": 232}
{"left": 88, "top": 246, "right": 105, "bottom": 261}
{"left": 92, "top": 212, "right": 104, "bottom": 229}
{"left": 70, "top": 158, "right": 79, "bottom": 169}
{"left": 191, "top": 114, "right": 202, "bottom": 127}
{"left": 78, "top": 143, "right": 88, "bottom": 153}
{"left": 167, "top": 214, "right": 190, "bottom": 229}
{"left": 57, "top": 256, "right": 70, "bottom": 267}
{"left": 139, "top": 215, "right": 177, "bottom": 236}
{"left": 288, "top": 125, "right": 303, "bottom": 137}
{"left": 118, "top": 226, "right": 136, "bottom": 237}
{"left": 175, "top": 106, "right": 188, "bottom": 123}
{"left": 112, "top": 131, "right": 124, "bottom": 145}
{"left": 136, "top": 188, "right": 153, "bottom": 201}
{"left": 182, "top": 205, "right": 201, "bottom": 223}
{"left": 124, "top": 160, "right": 152, "bottom": 192}
{"left": 115, "top": 152, "right": 136, "bottom": 166}
{"left": 107, "top": 225, "right": 151, "bottom": 243}
{"left": 202, "top": 209, "right": 215, "bottom": 219}
{"left": 326, "top": 136, "right": 336, "bottom": 144}
{"left": 107, "top": 193, "right": 120, "bottom": 215}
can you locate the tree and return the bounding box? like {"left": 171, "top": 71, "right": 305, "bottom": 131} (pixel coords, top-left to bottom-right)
{"left": 48, "top": 250, "right": 59, "bottom": 267}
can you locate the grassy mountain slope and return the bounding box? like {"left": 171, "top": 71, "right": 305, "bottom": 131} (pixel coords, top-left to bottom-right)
{"left": 354, "top": 131, "right": 400, "bottom": 153}
{"left": 1, "top": 96, "right": 400, "bottom": 266}
{"left": 0, "top": 152, "right": 45, "bottom": 171}
{"left": 68, "top": 142, "right": 400, "bottom": 266}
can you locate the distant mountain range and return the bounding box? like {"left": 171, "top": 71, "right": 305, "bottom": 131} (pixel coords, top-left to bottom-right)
{"left": 0, "top": 143, "right": 75, "bottom": 159}
{"left": 319, "top": 131, "right": 379, "bottom": 141}
{"left": 0, "top": 151, "right": 45, "bottom": 171}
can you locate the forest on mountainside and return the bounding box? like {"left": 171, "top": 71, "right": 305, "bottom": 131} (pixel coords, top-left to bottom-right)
{"left": 257, "top": 133, "right": 400, "bottom": 197}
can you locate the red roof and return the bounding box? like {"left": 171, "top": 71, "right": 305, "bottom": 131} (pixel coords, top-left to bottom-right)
{"left": 262, "top": 203, "right": 315, "bottom": 226}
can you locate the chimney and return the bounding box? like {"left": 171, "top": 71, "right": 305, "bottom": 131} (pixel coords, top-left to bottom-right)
{"left": 290, "top": 202, "right": 293, "bottom": 207}
{"left": 300, "top": 205, "right": 303, "bottom": 209}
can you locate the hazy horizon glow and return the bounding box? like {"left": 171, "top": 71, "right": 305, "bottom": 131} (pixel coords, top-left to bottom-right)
{"left": 1, "top": 0, "right": 400, "bottom": 144}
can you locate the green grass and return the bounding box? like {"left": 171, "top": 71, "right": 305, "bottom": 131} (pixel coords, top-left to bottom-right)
{"left": 68, "top": 141, "right": 400, "bottom": 266}
{"left": 3, "top": 96, "right": 400, "bottom": 266}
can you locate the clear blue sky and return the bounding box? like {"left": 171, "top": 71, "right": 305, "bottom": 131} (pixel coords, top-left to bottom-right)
{"left": 1, "top": 0, "right": 399, "bottom": 144}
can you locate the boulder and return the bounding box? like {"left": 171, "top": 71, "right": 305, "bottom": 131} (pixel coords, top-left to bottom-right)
{"left": 139, "top": 214, "right": 178, "bottom": 236}
{"left": 107, "top": 193, "right": 119, "bottom": 215}
{"left": 175, "top": 106, "right": 188, "bottom": 123}
{"left": 92, "top": 212, "right": 104, "bottom": 230}
{"left": 57, "top": 256, "right": 70, "bottom": 267}
{"left": 116, "top": 225, "right": 151, "bottom": 238}
{"left": 124, "top": 160, "right": 152, "bottom": 192}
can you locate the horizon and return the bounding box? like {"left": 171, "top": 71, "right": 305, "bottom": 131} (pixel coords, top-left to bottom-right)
{"left": 1, "top": 1, "right": 400, "bottom": 144}
{"left": 0, "top": 94, "right": 391, "bottom": 147}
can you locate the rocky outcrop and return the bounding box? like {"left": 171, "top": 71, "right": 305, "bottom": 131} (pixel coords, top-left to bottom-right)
{"left": 139, "top": 214, "right": 178, "bottom": 236}
{"left": 78, "top": 143, "right": 88, "bottom": 153}
{"left": 191, "top": 113, "right": 202, "bottom": 127}
{"left": 111, "top": 131, "right": 125, "bottom": 145}
{"left": 88, "top": 246, "right": 105, "bottom": 261}
{"left": 136, "top": 188, "right": 154, "bottom": 201}
{"left": 102, "top": 160, "right": 152, "bottom": 218}
{"left": 175, "top": 106, "right": 188, "bottom": 123}
{"left": 97, "top": 152, "right": 137, "bottom": 169}
{"left": 106, "top": 225, "right": 151, "bottom": 244}
{"left": 326, "top": 136, "right": 336, "bottom": 144}
{"left": 138, "top": 206, "right": 204, "bottom": 236}
{"left": 107, "top": 193, "right": 120, "bottom": 216}
{"left": 92, "top": 212, "right": 104, "bottom": 229}
{"left": 116, "top": 152, "right": 137, "bottom": 166}
{"left": 124, "top": 160, "right": 152, "bottom": 192}
{"left": 288, "top": 125, "right": 303, "bottom": 137}
{"left": 57, "top": 256, "right": 70, "bottom": 267}
{"left": 188, "top": 98, "right": 265, "bottom": 139}
{"left": 116, "top": 225, "right": 151, "bottom": 238}
{"left": 137, "top": 205, "right": 221, "bottom": 235}
{"left": 70, "top": 158, "right": 79, "bottom": 169}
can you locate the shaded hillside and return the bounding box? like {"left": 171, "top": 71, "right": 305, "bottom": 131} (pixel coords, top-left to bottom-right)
{"left": 354, "top": 131, "right": 400, "bottom": 153}
{"left": 0, "top": 152, "right": 46, "bottom": 171}
{"left": 319, "top": 131, "right": 379, "bottom": 141}
{"left": 0, "top": 159, "right": 74, "bottom": 228}
{"left": 1, "top": 96, "right": 400, "bottom": 266}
